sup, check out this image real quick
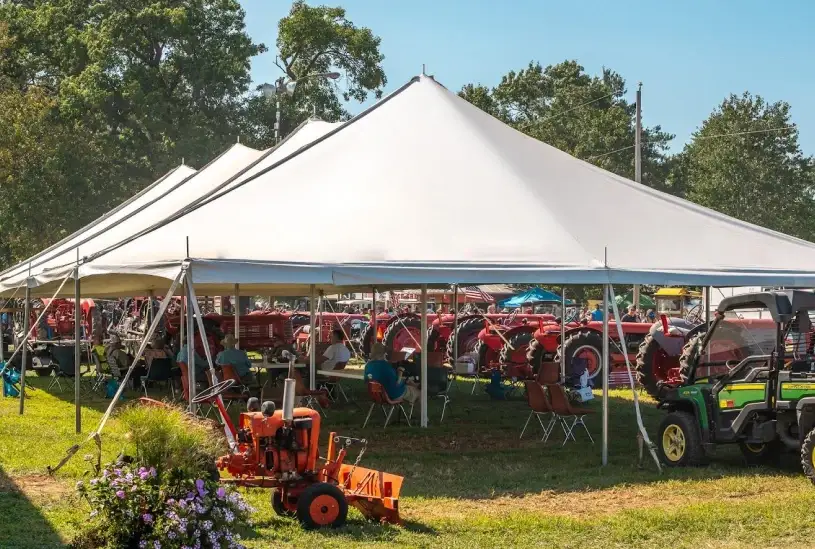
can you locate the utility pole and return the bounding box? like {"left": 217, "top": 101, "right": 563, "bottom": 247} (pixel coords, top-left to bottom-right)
{"left": 633, "top": 82, "right": 643, "bottom": 315}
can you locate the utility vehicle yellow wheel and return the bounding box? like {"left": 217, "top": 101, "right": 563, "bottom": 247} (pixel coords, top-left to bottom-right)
{"left": 739, "top": 440, "right": 781, "bottom": 466}
{"left": 657, "top": 411, "right": 705, "bottom": 467}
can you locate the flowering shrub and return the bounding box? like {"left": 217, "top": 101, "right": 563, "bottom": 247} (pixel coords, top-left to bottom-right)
{"left": 75, "top": 464, "right": 253, "bottom": 549}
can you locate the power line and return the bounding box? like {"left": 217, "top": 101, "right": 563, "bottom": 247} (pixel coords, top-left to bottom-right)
{"left": 516, "top": 91, "right": 618, "bottom": 130}
{"left": 585, "top": 125, "right": 797, "bottom": 161}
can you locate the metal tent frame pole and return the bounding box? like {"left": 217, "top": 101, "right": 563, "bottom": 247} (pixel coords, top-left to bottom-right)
{"left": 560, "top": 287, "right": 566, "bottom": 380}
{"left": 186, "top": 275, "right": 196, "bottom": 415}
{"left": 19, "top": 278, "right": 31, "bottom": 415}
{"left": 602, "top": 284, "right": 610, "bottom": 466}
{"left": 309, "top": 285, "right": 316, "bottom": 391}
{"left": 74, "top": 266, "right": 82, "bottom": 433}
{"left": 420, "top": 284, "right": 428, "bottom": 428}
{"left": 234, "top": 283, "right": 240, "bottom": 348}
{"left": 371, "top": 287, "right": 377, "bottom": 355}
{"left": 452, "top": 285, "right": 459, "bottom": 364}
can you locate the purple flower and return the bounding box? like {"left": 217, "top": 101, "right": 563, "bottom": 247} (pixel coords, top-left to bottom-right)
{"left": 195, "top": 479, "right": 207, "bottom": 497}
{"left": 168, "top": 531, "right": 177, "bottom": 540}
{"left": 115, "top": 490, "right": 125, "bottom": 499}
{"left": 90, "top": 478, "right": 98, "bottom": 486}
{"left": 139, "top": 542, "right": 147, "bottom": 549}
{"left": 150, "top": 467, "right": 157, "bottom": 478}
{"left": 139, "top": 471, "right": 150, "bottom": 480}
{"left": 142, "top": 513, "right": 153, "bottom": 524}
{"left": 216, "top": 487, "right": 226, "bottom": 499}
{"left": 202, "top": 520, "right": 213, "bottom": 531}
{"left": 153, "top": 541, "right": 161, "bottom": 549}
{"left": 113, "top": 468, "right": 122, "bottom": 476}
{"left": 75, "top": 481, "right": 83, "bottom": 489}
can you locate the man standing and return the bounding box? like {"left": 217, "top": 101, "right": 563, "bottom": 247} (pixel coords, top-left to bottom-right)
{"left": 621, "top": 305, "right": 639, "bottom": 323}
{"left": 591, "top": 303, "right": 604, "bottom": 322}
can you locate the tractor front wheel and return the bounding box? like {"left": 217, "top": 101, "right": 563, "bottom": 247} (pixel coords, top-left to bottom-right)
{"left": 657, "top": 411, "right": 705, "bottom": 467}
{"left": 272, "top": 490, "right": 296, "bottom": 518}
{"left": 739, "top": 439, "right": 781, "bottom": 466}
{"left": 296, "top": 482, "right": 348, "bottom": 529}
{"left": 800, "top": 428, "right": 815, "bottom": 485}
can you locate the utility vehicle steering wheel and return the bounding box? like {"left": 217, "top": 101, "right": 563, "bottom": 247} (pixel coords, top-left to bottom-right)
{"left": 191, "top": 379, "right": 235, "bottom": 403}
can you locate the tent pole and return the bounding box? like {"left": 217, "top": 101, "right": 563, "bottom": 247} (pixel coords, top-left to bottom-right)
{"left": 560, "top": 287, "right": 566, "bottom": 381}
{"left": 179, "top": 288, "right": 185, "bottom": 352}
{"left": 74, "top": 266, "right": 82, "bottom": 433}
{"left": 19, "top": 278, "right": 30, "bottom": 415}
{"left": 308, "top": 285, "right": 316, "bottom": 391}
{"left": 704, "top": 286, "right": 711, "bottom": 326}
{"left": 186, "top": 275, "right": 196, "bottom": 415}
{"left": 233, "top": 283, "right": 240, "bottom": 349}
{"left": 371, "top": 287, "right": 377, "bottom": 354}
{"left": 633, "top": 285, "right": 640, "bottom": 315}
{"left": 452, "top": 285, "right": 459, "bottom": 364}
{"left": 602, "top": 284, "right": 610, "bottom": 466}
{"left": 420, "top": 284, "right": 428, "bottom": 428}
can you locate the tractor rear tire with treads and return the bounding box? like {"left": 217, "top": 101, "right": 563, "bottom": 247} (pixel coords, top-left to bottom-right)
{"left": 499, "top": 331, "right": 533, "bottom": 365}
{"left": 556, "top": 330, "right": 604, "bottom": 380}
{"left": 296, "top": 482, "right": 348, "bottom": 529}
{"left": 359, "top": 322, "right": 374, "bottom": 358}
{"left": 446, "top": 317, "right": 485, "bottom": 362}
{"left": 382, "top": 317, "right": 422, "bottom": 357}
{"left": 801, "top": 428, "right": 815, "bottom": 485}
{"left": 526, "top": 337, "right": 544, "bottom": 373}
{"left": 635, "top": 333, "right": 665, "bottom": 399}
{"left": 678, "top": 334, "right": 704, "bottom": 384}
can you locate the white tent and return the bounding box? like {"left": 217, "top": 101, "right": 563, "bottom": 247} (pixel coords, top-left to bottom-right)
{"left": 0, "top": 119, "right": 342, "bottom": 297}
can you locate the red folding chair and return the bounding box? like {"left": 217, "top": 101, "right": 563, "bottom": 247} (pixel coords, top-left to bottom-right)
{"left": 363, "top": 381, "right": 412, "bottom": 428}
{"left": 520, "top": 381, "right": 556, "bottom": 442}
{"left": 546, "top": 382, "right": 595, "bottom": 446}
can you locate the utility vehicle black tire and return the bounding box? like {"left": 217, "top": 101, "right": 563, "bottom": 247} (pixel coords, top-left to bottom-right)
{"left": 382, "top": 317, "right": 421, "bottom": 357}
{"left": 445, "top": 317, "right": 485, "bottom": 361}
{"left": 657, "top": 411, "right": 705, "bottom": 467}
{"left": 499, "top": 331, "right": 533, "bottom": 365}
{"left": 739, "top": 439, "right": 782, "bottom": 466}
{"left": 800, "top": 428, "right": 815, "bottom": 485}
{"left": 635, "top": 333, "right": 668, "bottom": 400}
{"left": 272, "top": 490, "right": 296, "bottom": 518}
{"left": 296, "top": 482, "right": 348, "bottom": 530}
{"left": 556, "top": 330, "right": 604, "bottom": 380}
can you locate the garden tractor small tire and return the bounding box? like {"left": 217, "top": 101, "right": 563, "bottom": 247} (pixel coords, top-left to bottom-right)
{"left": 272, "top": 490, "right": 296, "bottom": 518}
{"left": 657, "top": 411, "right": 705, "bottom": 467}
{"left": 739, "top": 439, "right": 782, "bottom": 466}
{"left": 800, "top": 428, "right": 815, "bottom": 485}
{"left": 296, "top": 482, "right": 348, "bottom": 530}
{"left": 445, "top": 317, "right": 486, "bottom": 362}
{"left": 499, "top": 331, "right": 533, "bottom": 366}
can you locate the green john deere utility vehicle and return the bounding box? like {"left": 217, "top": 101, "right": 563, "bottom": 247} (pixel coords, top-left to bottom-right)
{"left": 657, "top": 290, "right": 815, "bottom": 483}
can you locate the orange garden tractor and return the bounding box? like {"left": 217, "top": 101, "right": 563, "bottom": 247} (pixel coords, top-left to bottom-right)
{"left": 202, "top": 354, "right": 403, "bottom": 529}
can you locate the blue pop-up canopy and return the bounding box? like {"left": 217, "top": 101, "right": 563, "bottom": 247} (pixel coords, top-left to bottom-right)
{"left": 499, "top": 287, "right": 574, "bottom": 308}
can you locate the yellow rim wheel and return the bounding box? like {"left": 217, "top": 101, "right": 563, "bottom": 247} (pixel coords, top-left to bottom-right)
{"left": 745, "top": 443, "right": 765, "bottom": 454}
{"left": 663, "top": 424, "right": 686, "bottom": 462}
{"left": 811, "top": 445, "right": 815, "bottom": 466}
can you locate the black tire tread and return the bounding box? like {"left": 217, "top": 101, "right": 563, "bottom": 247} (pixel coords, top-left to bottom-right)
{"left": 296, "top": 482, "right": 348, "bottom": 530}
{"left": 658, "top": 411, "right": 706, "bottom": 467}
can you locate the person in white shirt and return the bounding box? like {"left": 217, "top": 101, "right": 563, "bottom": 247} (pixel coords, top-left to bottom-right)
{"left": 317, "top": 328, "right": 351, "bottom": 371}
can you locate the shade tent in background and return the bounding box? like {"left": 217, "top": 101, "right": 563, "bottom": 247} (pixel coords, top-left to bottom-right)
{"left": 499, "top": 288, "right": 575, "bottom": 308}
{"left": 614, "top": 291, "right": 656, "bottom": 309}
{"left": 0, "top": 120, "right": 342, "bottom": 297}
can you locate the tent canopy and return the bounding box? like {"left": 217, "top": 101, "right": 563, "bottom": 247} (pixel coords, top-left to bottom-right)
{"left": 8, "top": 75, "right": 815, "bottom": 298}
{"left": 614, "top": 292, "right": 656, "bottom": 309}
{"left": 499, "top": 288, "right": 574, "bottom": 307}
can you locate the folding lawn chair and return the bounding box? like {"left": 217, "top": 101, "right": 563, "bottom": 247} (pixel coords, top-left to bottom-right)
{"left": 362, "top": 381, "right": 413, "bottom": 428}
{"left": 178, "top": 362, "right": 217, "bottom": 419}
{"left": 216, "top": 364, "right": 252, "bottom": 411}
{"left": 546, "top": 382, "right": 595, "bottom": 446}
{"left": 47, "top": 346, "right": 88, "bottom": 393}
{"left": 142, "top": 357, "right": 175, "bottom": 399}
{"left": 520, "top": 381, "right": 557, "bottom": 442}
{"left": 427, "top": 365, "right": 454, "bottom": 423}
{"left": 319, "top": 361, "right": 350, "bottom": 403}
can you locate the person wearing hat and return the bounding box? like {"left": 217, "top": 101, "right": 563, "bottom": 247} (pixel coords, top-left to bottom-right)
{"left": 363, "top": 342, "right": 419, "bottom": 404}
{"left": 215, "top": 333, "right": 257, "bottom": 388}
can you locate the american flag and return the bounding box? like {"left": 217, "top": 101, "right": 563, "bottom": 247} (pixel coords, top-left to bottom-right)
{"left": 462, "top": 286, "right": 494, "bottom": 303}
{"left": 387, "top": 291, "right": 399, "bottom": 308}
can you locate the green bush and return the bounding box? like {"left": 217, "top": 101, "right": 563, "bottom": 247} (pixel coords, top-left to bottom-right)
{"left": 117, "top": 403, "right": 226, "bottom": 478}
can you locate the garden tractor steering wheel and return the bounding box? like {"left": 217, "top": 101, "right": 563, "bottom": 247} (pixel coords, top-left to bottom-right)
{"left": 191, "top": 378, "right": 235, "bottom": 403}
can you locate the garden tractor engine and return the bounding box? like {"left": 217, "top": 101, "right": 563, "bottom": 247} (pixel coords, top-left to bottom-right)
{"left": 212, "top": 357, "right": 403, "bottom": 529}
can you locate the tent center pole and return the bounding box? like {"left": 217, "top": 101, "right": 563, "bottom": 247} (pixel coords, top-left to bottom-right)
{"left": 19, "top": 279, "right": 31, "bottom": 415}
{"left": 602, "top": 284, "right": 610, "bottom": 466}
{"left": 560, "top": 287, "right": 566, "bottom": 381}
{"left": 308, "top": 285, "right": 316, "bottom": 391}
{"left": 233, "top": 283, "right": 240, "bottom": 349}
{"left": 186, "top": 275, "right": 197, "bottom": 415}
{"left": 452, "top": 285, "right": 459, "bottom": 364}
{"left": 74, "top": 267, "right": 82, "bottom": 433}
{"left": 371, "top": 287, "right": 377, "bottom": 356}
{"left": 420, "top": 284, "right": 428, "bottom": 428}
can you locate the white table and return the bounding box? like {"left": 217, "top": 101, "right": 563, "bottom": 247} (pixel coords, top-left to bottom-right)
{"left": 316, "top": 369, "right": 364, "bottom": 381}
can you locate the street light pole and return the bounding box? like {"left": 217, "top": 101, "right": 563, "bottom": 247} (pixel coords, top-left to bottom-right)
{"left": 261, "top": 72, "right": 340, "bottom": 145}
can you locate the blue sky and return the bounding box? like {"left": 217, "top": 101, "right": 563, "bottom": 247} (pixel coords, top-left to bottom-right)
{"left": 240, "top": 0, "right": 815, "bottom": 153}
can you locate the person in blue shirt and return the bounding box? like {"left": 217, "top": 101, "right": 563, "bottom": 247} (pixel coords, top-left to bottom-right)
{"left": 177, "top": 338, "right": 208, "bottom": 382}
{"left": 590, "top": 303, "right": 604, "bottom": 322}
{"left": 216, "top": 334, "right": 258, "bottom": 388}
{"left": 363, "top": 343, "right": 419, "bottom": 403}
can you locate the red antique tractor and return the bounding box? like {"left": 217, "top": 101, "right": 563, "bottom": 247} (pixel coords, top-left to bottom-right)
{"left": 209, "top": 354, "right": 403, "bottom": 529}
{"left": 444, "top": 313, "right": 556, "bottom": 365}
{"left": 293, "top": 312, "right": 368, "bottom": 354}
{"left": 470, "top": 315, "right": 558, "bottom": 378}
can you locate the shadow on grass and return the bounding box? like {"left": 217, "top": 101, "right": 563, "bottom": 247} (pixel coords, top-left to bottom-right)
{"left": 0, "top": 466, "right": 65, "bottom": 548}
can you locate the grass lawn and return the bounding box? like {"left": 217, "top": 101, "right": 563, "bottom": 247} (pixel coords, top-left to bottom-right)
{"left": 2, "top": 372, "right": 815, "bottom": 548}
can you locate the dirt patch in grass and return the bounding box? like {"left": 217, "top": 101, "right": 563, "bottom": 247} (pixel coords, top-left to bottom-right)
{"left": 0, "top": 474, "right": 71, "bottom": 501}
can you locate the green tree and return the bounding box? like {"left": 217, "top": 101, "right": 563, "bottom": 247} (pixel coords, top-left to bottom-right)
{"left": 0, "top": 1, "right": 264, "bottom": 267}
{"left": 678, "top": 93, "right": 815, "bottom": 240}
{"left": 459, "top": 61, "right": 674, "bottom": 189}
{"left": 243, "top": 0, "right": 386, "bottom": 147}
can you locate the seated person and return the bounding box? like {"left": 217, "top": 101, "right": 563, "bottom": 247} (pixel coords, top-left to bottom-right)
{"left": 176, "top": 337, "right": 209, "bottom": 384}
{"left": 215, "top": 334, "right": 258, "bottom": 388}
{"left": 91, "top": 334, "right": 107, "bottom": 374}
{"left": 363, "top": 343, "right": 419, "bottom": 404}
{"left": 316, "top": 329, "right": 351, "bottom": 371}
{"left": 105, "top": 334, "right": 147, "bottom": 386}
{"left": 143, "top": 333, "right": 173, "bottom": 368}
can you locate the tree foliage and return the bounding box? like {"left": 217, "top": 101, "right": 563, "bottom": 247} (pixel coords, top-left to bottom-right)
{"left": 677, "top": 93, "right": 815, "bottom": 240}
{"left": 459, "top": 61, "right": 674, "bottom": 189}
{"left": 243, "top": 0, "right": 386, "bottom": 147}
